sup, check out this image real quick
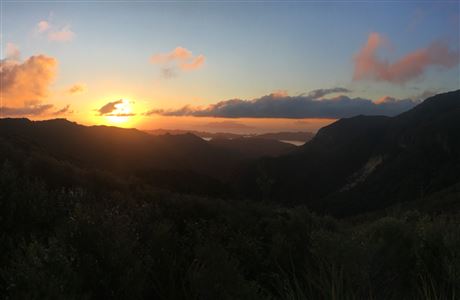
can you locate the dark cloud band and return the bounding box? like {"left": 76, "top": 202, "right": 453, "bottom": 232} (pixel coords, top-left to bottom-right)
{"left": 145, "top": 92, "right": 418, "bottom": 119}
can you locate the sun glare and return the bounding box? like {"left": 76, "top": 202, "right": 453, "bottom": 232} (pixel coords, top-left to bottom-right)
{"left": 106, "top": 99, "right": 133, "bottom": 125}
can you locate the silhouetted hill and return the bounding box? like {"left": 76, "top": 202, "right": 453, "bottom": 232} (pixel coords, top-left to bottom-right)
{"left": 236, "top": 90, "right": 460, "bottom": 214}
{"left": 0, "top": 118, "right": 215, "bottom": 172}
{"left": 0, "top": 118, "right": 243, "bottom": 195}
{"left": 336, "top": 90, "right": 460, "bottom": 214}
{"left": 146, "top": 129, "right": 243, "bottom": 140}
{"left": 146, "top": 129, "right": 314, "bottom": 142}
{"left": 0, "top": 118, "right": 300, "bottom": 196}
{"left": 1, "top": 91, "right": 458, "bottom": 214}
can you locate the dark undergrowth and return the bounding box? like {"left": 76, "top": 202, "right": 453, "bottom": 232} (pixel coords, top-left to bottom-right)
{"left": 1, "top": 161, "right": 459, "bottom": 299}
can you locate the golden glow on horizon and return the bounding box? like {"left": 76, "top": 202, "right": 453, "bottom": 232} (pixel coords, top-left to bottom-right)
{"left": 106, "top": 99, "right": 133, "bottom": 124}
{"left": 136, "top": 116, "right": 336, "bottom": 133}
{"left": 86, "top": 97, "right": 144, "bottom": 128}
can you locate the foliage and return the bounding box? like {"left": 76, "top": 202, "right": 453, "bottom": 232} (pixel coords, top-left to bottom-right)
{"left": 1, "top": 161, "right": 459, "bottom": 299}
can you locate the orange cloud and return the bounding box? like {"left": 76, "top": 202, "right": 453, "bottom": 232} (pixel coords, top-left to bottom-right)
{"left": 374, "top": 96, "right": 397, "bottom": 104}
{"left": 353, "top": 32, "right": 459, "bottom": 84}
{"left": 271, "top": 90, "right": 289, "bottom": 98}
{"left": 1, "top": 54, "right": 57, "bottom": 107}
{"left": 150, "top": 47, "right": 193, "bottom": 64}
{"left": 150, "top": 47, "right": 205, "bottom": 77}
{"left": 180, "top": 54, "right": 206, "bottom": 71}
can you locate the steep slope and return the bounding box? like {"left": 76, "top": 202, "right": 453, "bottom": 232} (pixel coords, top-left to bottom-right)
{"left": 236, "top": 90, "right": 460, "bottom": 214}
{"left": 235, "top": 115, "right": 390, "bottom": 202}
{"left": 331, "top": 90, "right": 460, "bottom": 214}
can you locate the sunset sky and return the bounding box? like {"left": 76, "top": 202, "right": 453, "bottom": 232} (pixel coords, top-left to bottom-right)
{"left": 1, "top": 1, "right": 459, "bottom": 133}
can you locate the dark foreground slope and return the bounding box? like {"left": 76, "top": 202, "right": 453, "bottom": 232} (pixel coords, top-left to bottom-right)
{"left": 1, "top": 159, "right": 459, "bottom": 299}
{"left": 236, "top": 90, "right": 460, "bottom": 214}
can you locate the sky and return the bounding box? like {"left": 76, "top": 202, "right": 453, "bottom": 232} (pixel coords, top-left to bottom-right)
{"left": 1, "top": 0, "right": 459, "bottom": 133}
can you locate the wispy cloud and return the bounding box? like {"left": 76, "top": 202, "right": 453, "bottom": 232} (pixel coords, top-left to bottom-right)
{"left": 144, "top": 90, "right": 419, "bottom": 119}
{"left": 52, "top": 104, "right": 73, "bottom": 116}
{"left": 150, "top": 47, "right": 205, "bottom": 78}
{"left": 308, "top": 87, "right": 351, "bottom": 99}
{"left": 47, "top": 26, "right": 75, "bottom": 42}
{"left": 180, "top": 55, "right": 206, "bottom": 71}
{"left": 36, "top": 18, "right": 75, "bottom": 42}
{"left": 1, "top": 104, "right": 54, "bottom": 116}
{"left": 353, "top": 32, "right": 459, "bottom": 84}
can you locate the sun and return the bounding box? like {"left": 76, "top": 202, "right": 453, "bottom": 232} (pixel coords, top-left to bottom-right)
{"left": 106, "top": 99, "right": 134, "bottom": 125}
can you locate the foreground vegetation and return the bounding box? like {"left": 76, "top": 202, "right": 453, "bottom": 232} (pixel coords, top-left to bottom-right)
{"left": 1, "top": 161, "right": 459, "bottom": 300}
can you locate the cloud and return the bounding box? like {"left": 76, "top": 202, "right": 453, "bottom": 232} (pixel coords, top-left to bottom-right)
{"left": 47, "top": 26, "right": 75, "bottom": 42}
{"left": 145, "top": 91, "right": 419, "bottom": 119}
{"left": 308, "top": 87, "right": 351, "bottom": 99}
{"left": 97, "top": 100, "right": 123, "bottom": 116}
{"left": 150, "top": 47, "right": 205, "bottom": 78}
{"left": 0, "top": 52, "right": 58, "bottom": 118}
{"left": 106, "top": 113, "right": 136, "bottom": 117}
{"left": 1, "top": 54, "right": 57, "bottom": 107}
{"left": 5, "top": 42, "right": 20, "bottom": 60}
{"left": 353, "top": 32, "right": 460, "bottom": 84}
{"left": 0, "top": 103, "right": 70, "bottom": 117}
{"left": 150, "top": 47, "right": 192, "bottom": 64}
{"left": 143, "top": 108, "right": 165, "bottom": 116}
{"left": 96, "top": 99, "right": 136, "bottom": 117}
{"left": 67, "top": 83, "right": 86, "bottom": 94}
{"left": 37, "top": 20, "right": 50, "bottom": 33}
{"left": 374, "top": 96, "right": 398, "bottom": 105}
{"left": 52, "top": 104, "right": 73, "bottom": 116}
{"left": 180, "top": 55, "right": 206, "bottom": 71}
{"left": 36, "top": 19, "right": 75, "bottom": 42}
{"left": 271, "top": 90, "right": 289, "bottom": 98}
{"left": 1, "top": 104, "right": 54, "bottom": 116}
